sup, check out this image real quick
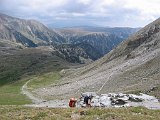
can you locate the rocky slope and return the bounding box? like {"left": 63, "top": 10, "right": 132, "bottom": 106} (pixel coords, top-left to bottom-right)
{"left": 0, "top": 13, "right": 138, "bottom": 63}
{"left": 0, "top": 13, "right": 65, "bottom": 47}
{"left": 55, "top": 43, "right": 102, "bottom": 63}
{"left": 0, "top": 13, "right": 140, "bottom": 86}
{"left": 0, "top": 13, "right": 139, "bottom": 63}
{"left": 57, "top": 27, "right": 139, "bottom": 56}
{"left": 0, "top": 13, "right": 95, "bottom": 63}
{"left": 35, "top": 18, "right": 160, "bottom": 100}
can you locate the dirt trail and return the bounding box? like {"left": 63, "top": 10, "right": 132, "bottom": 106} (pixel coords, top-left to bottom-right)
{"left": 22, "top": 80, "right": 43, "bottom": 103}
{"left": 21, "top": 49, "right": 160, "bottom": 108}
{"left": 34, "top": 48, "right": 160, "bottom": 98}
{"left": 21, "top": 78, "right": 160, "bottom": 109}
{"left": 21, "top": 80, "right": 68, "bottom": 108}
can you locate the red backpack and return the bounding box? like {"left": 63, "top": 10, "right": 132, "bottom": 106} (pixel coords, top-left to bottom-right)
{"left": 69, "top": 98, "right": 77, "bottom": 107}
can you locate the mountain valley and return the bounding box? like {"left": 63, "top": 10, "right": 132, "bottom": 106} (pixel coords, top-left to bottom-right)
{"left": 0, "top": 13, "right": 139, "bottom": 86}
{"left": 0, "top": 13, "right": 160, "bottom": 119}
{"left": 34, "top": 18, "right": 160, "bottom": 101}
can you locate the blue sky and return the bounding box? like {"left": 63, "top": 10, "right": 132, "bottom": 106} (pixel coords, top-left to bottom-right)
{"left": 0, "top": 0, "right": 160, "bottom": 28}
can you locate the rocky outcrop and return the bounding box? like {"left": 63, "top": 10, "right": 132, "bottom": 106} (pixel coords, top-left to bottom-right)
{"left": 57, "top": 27, "right": 139, "bottom": 56}
{"left": 71, "top": 33, "right": 123, "bottom": 55}
{"left": 78, "top": 92, "right": 160, "bottom": 109}
{"left": 55, "top": 43, "right": 102, "bottom": 63}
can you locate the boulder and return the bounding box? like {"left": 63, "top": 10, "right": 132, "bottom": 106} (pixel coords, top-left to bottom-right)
{"left": 81, "top": 92, "right": 97, "bottom": 97}
{"left": 91, "top": 97, "right": 101, "bottom": 107}
{"left": 99, "top": 95, "right": 111, "bottom": 107}
{"left": 128, "top": 97, "right": 143, "bottom": 102}
{"left": 111, "top": 99, "right": 127, "bottom": 105}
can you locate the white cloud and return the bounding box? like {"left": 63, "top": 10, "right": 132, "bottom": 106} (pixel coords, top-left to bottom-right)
{"left": 123, "top": 0, "right": 160, "bottom": 19}
{"left": 26, "top": 0, "right": 68, "bottom": 10}
{"left": 78, "top": 0, "right": 92, "bottom": 5}
{"left": 72, "top": 12, "right": 86, "bottom": 17}
{"left": 0, "top": 0, "right": 160, "bottom": 27}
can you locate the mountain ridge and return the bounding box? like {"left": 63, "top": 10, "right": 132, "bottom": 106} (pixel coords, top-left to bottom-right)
{"left": 57, "top": 26, "right": 139, "bottom": 56}
{"left": 35, "top": 17, "right": 160, "bottom": 100}
{"left": 0, "top": 13, "right": 139, "bottom": 63}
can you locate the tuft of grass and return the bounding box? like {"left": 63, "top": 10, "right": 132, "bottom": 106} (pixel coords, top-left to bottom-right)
{"left": 32, "top": 112, "right": 48, "bottom": 120}
{"left": 0, "top": 106, "right": 160, "bottom": 120}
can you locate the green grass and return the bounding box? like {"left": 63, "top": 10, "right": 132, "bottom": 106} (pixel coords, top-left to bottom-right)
{"left": 27, "top": 72, "right": 61, "bottom": 90}
{"left": 0, "top": 48, "right": 68, "bottom": 86}
{"left": 0, "top": 106, "right": 159, "bottom": 120}
{"left": 0, "top": 48, "right": 70, "bottom": 105}
{"left": 0, "top": 71, "right": 63, "bottom": 105}
{"left": 0, "top": 79, "right": 31, "bottom": 105}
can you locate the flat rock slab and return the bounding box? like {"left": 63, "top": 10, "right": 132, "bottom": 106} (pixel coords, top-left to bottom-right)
{"left": 78, "top": 93, "right": 160, "bottom": 110}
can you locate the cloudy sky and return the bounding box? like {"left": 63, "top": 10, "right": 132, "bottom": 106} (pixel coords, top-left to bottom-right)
{"left": 0, "top": 0, "right": 160, "bottom": 28}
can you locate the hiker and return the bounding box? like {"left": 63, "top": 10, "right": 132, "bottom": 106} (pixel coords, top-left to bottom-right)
{"left": 84, "top": 95, "right": 93, "bottom": 107}
{"left": 69, "top": 97, "right": 77, "bottom": 107}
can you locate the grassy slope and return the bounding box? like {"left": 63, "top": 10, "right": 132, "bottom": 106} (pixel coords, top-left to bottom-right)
{"left": 0, "top": 106, "right": 159, "bottom": 120}
{"left": 0, "top": 48, "right": 68, "bottom": 86}
{"left": 27, "top": 72, "right": 61, "bottom": 90}
{"left": 0, "top": 79, "right": 31, "bottom": 105}
{"left": 0, "top": 48, "right": 69, "bottom": 105}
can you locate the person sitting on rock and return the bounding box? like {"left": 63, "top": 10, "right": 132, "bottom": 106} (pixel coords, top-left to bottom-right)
{"left": 84, "top": 95, "right": 93, "bottom": 107}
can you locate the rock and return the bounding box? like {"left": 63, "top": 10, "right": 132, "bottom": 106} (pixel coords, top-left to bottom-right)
{"left": 91, "top": 97, "right": 101, "bottom": 107}
{"left": 99, "top": 95, "right": 111, "bottom": 107}
{"left": 150, "top": 86, "right": 158, "bottom": 91}
{"left": 78, "top": 92, "right": 159, "bottom": 109}
{"left": 128, "top": 97, "right": 143, "bottom": 102}
{"left": 81, "top": 92, "right": 97, "bottom": 97}
{"left": 108, "top": 93, "right": 117, "bottom": 97}
{"left": 117, "top": 93, "right": 127, "bottom": 98}
{"left": 119, "top": 96, "right": 129, "bottom": 101}
{"left": 111, "top": 99, "right": 127, "bottom": 105}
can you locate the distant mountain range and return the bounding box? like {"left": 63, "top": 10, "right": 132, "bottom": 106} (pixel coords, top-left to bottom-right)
{"left": 0, "top": 13, "right": 159, "bottom": 101}
{"left": 0, "top": 13, "right": 139, "bottom": 63}
{"left": 0, "top": 13, "right": 65, "bottom": 47}
{"left": 56, "top": 27, "right": 139, "bottom": 56}
{"left": 42, "top": 18, "right": 160, "bottom": 99}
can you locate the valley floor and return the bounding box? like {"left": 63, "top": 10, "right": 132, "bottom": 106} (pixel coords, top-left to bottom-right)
{"left": 20, "top": 72, "right": 160, "bottom": 110}
{"left": 31, "top": 48, "right": 160, "bottom": 101}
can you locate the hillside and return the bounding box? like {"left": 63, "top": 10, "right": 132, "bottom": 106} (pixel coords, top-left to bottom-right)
{"left": 0, "top": 13, "right": 138, "bottom": 63}
{"left": 0, "top": 13, "right": 99, "bottom": 87}
{"left": 0, "top": 106, "right": 160, "bottom": 120}
{"left": 0, "top": 46, "right": 72, "bottom": 86}
{"left": 36, "top": 18, "right": 160, "bottom": 100}
{"left": 57, "top": 27, "right": 139, "bottom": 55}
{"left": 0, "top": 13, "right": 65, "bottom": 47}
{"left": 55, "top": 43, "right": 102, "bottom": 63}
